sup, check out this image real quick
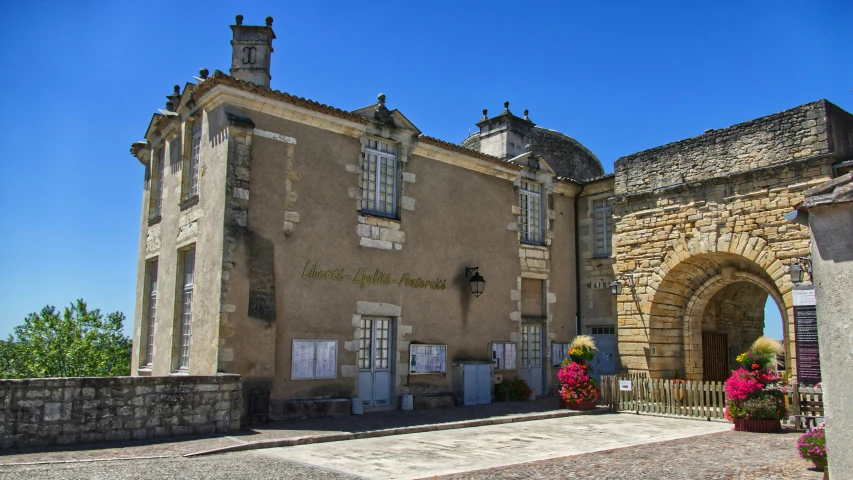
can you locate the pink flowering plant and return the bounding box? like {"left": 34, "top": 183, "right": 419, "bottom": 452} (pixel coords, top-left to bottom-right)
{"left": 797, "top": 423, "right": 826, "bottom": 464}
{"left": 558, "top": 361, "right": 599, "bottom": 402}
{"left": 724, "top": 337, "right": 787, "bottom": 422}
{"left": 558, "top": 335, "right": 599, "bottom": 403}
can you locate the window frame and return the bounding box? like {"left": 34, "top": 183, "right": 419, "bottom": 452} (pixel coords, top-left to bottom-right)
{"left": 520, "top": 181, "right": 543, "bottom": 244}
{"left": 187, "top": 118, "right": 202, "bottom": 199}
{"left": 361, "top": 138, "right": 399, "bottom": 219}
{"left": 154, "top": 147, "right": 165, "bottom": 217}
{"left": 143, "top": 260, "right": 159, "bottom": 368}
{"left": 592, "top": 198, "right": 614, "bottom": 258}
{"left": 175, "top": 248, "right": 195, "bottom": 372}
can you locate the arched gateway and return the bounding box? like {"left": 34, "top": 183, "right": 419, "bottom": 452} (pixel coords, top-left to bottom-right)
{"left": 610, "top": 100, "right": 853, "bottom": 382}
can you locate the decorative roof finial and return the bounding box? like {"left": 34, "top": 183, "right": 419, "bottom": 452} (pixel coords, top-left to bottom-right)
{"left": 482, "top": 109, "right": 488, "bottom": 120}
{"left": 524, "top": 109, "right": 529, "bottom": 120}
{"left": 265, "top": 16, "right": 273, "bottom": 26}
{"left": 199, "top": 68, "right": 209, "bottom": 79}
{"left": 235, "top": 14, "right": 243, "bottom": 25}
{"left": 378, "top": 93, "right": 386, "bottom": 105}
{"left": 174, "top": 85, "right": 181, "bottom": 95}
{"left": 504, "top": 101, "right": 510, "bottom": 112}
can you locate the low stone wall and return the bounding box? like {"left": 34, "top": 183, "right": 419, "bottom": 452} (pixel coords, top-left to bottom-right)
{"left": 0, "top": 375, "right": 241, "bottom": 450}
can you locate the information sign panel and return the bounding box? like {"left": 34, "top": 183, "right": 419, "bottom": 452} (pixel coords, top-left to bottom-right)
{"left": 793, "top": 287, "right": 821, "bottom": 385}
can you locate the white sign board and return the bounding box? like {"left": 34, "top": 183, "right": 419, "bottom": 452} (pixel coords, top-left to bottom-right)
{"left": 410, "top": 344, "right": 447, "bottom": 374}
{"left": 792, "top": 288, "right": 816, "bottom": 307}
{"left": 619, "top": 380, "right": 633, "bottom": 391}
{"left": 291, "top": 339, "right": 337, "bottom": 380}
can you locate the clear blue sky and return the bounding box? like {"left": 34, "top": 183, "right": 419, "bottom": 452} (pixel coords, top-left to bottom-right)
{"left": 0, "top": 1, "right": 849, "bottom": 341}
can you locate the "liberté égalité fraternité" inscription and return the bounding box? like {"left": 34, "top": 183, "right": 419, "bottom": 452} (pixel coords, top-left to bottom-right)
{"left": 301, "top": 260, "right": 448, "bottom": 291}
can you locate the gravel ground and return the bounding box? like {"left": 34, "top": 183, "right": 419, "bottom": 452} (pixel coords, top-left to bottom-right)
{"left": 429, "top": 430, "right": 823, "bottom": 480}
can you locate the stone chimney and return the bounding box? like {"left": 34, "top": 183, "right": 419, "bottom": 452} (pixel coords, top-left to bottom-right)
{"left": 476, "top": 102, "right": 535, "bottom": 159}
{"left": 230, "top": 14, "right": 276, "bottom": 88}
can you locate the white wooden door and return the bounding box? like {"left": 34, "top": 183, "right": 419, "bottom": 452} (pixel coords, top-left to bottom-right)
{"left": 520, "top": 324, "right": 544, "bottom": 395}
{"left": 358, "top": 317, "right": 392, "bottom": 407}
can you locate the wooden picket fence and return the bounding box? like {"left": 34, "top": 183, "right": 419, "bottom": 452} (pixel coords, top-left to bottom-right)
{"left": 599, "top": 374, "right": 727, "bottom": 420}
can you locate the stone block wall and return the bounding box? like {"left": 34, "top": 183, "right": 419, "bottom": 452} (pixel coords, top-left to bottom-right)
{"left": 0, "top": 375, "right": 241, "bottom": 450}
{"left": 614, "top": 100, "right": 838, "bottom": 196}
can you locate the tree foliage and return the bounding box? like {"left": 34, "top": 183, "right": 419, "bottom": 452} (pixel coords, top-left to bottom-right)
{"left": 0, "top": 300, "right": 131, "bottom": 379}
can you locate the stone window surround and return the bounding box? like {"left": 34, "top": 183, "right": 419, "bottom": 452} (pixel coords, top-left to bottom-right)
{"left": 179, "top": 110, "right": 204, "bottom": 210}
{"left": 520, "top": 180, "right": 543, "bottom": 244}
{"left": 148, "top": 144, "right": 166, "bottom": 225}
{"left": 172, "top": 245, "right": 196, "bottom": 374}
{"left": 350, "top": 129, "right": 417, "bottom": 251}
{"left": 508, "top": 275, "right": 558, "bottom": 373}
{"left": 512, "top": 170, "right": 556, "bottom": 247}
{"left": 139, "top": 258, "right": 159, "bottom": 372}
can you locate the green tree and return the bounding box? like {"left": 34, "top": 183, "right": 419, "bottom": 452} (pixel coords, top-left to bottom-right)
{"left": 0, "top": 299, "right": 131, "bottom": 379}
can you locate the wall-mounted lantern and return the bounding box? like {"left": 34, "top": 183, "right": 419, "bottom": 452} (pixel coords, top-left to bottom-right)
{"left": 466, "top": 267, "right": 486, "bottom": 298}
{"left": 609, "top": 273, "right": 634, "bottom": 296}
{"left": 789, "top": 257, "right": 813, "bottom": 285}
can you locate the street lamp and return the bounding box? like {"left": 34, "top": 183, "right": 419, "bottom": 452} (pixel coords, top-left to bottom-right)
{"left": 789, "top": 257, "right": 812, "bottom": 285}
{"left": 610, "top": 273, "right": 634, "bottom": 296}
{"left": 466, "top": 267, "right": 486, "bottom": 298}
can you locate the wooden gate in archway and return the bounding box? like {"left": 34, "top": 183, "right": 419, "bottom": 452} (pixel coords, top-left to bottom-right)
{"left": 702, "top": 332, "right": 728, "bottom": 382}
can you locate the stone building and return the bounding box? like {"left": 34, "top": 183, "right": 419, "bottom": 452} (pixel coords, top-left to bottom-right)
{"left": 126, "top": 16, "right": 853, "bottom": 420}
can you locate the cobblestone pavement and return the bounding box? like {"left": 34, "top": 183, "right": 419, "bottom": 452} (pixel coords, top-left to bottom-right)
{"left": 0, "top": 428, "right": 821, "bottom": 480}
{"left": 430, "top": 430, "right": 823, "bottom": 480}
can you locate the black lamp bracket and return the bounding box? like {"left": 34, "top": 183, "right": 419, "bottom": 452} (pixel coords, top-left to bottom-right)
{"left": 465, "top": 267, "right": 480, "bottom": 277}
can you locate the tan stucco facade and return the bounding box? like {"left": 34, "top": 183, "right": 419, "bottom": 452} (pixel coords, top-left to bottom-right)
{"left": 128, "top": 18, "right": 853, "bottom": 421}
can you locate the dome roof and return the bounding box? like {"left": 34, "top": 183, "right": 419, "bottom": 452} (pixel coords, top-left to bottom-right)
{"left": 461, "top": 126, "right": 604, "bottom": 182}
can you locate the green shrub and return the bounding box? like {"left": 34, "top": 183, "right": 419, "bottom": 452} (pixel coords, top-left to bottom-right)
{"left": 495, "top": 376, "right": 532, "bottom": 401}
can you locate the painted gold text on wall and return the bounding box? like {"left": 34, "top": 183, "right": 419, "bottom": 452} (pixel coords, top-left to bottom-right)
{"left": 301, "top": 261, "right": 447, "bottom": 291}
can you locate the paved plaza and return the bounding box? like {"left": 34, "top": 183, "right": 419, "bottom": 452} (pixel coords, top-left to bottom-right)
{"left": 0, "top": 413, "right": 821, "bottom": 480}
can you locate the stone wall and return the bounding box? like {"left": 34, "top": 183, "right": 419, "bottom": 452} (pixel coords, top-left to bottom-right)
{"left": 611, "top": 100, "right": 853, "bottom": 380}
{"left": 0, "top": 375, "right": 241, "bottom": 450}
{"left": 614, "top": 100, "right": 844, "bottom": 196}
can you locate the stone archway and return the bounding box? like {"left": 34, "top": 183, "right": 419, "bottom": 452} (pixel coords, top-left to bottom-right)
{"left": 615, "top": 233, "right": 797, "bottom": 381}
{"left": 681, "top": 267, "right": 789, "bottom": 380}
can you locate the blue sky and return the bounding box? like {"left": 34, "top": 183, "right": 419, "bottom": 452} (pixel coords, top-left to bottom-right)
{"left": 0, "top": 0, "right": 849, "bottom": 341}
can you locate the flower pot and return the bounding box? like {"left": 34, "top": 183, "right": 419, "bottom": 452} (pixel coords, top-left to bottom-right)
{"left": 810, "top": 457, "right": 827, "bottom": 472}
{"left": 733, "top": 418, "right": 781, "bottom": 433}
{"left": 560, "top": 398, "right": 597, "bottom": 410}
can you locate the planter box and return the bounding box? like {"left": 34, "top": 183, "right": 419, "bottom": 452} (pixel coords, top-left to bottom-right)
{"left": 733, "top": 419, "right": 782, "bottom": 433}
{"left": 560, "top": 398, "right": 597, "bottom": 410}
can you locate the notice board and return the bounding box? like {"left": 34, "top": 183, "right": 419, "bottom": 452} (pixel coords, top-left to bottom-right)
{"left": 410, "top": 344, "right": 447, "bottom": 374}
{"left": 793, "top": 288, "right": 821, "bottom": 385}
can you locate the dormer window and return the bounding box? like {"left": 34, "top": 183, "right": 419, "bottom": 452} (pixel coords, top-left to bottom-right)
{"left": 520, "top": 181, "right": 542, "bottom": 244}
{"left": 362, "top": 138, "right": 398, "bottom": 218}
